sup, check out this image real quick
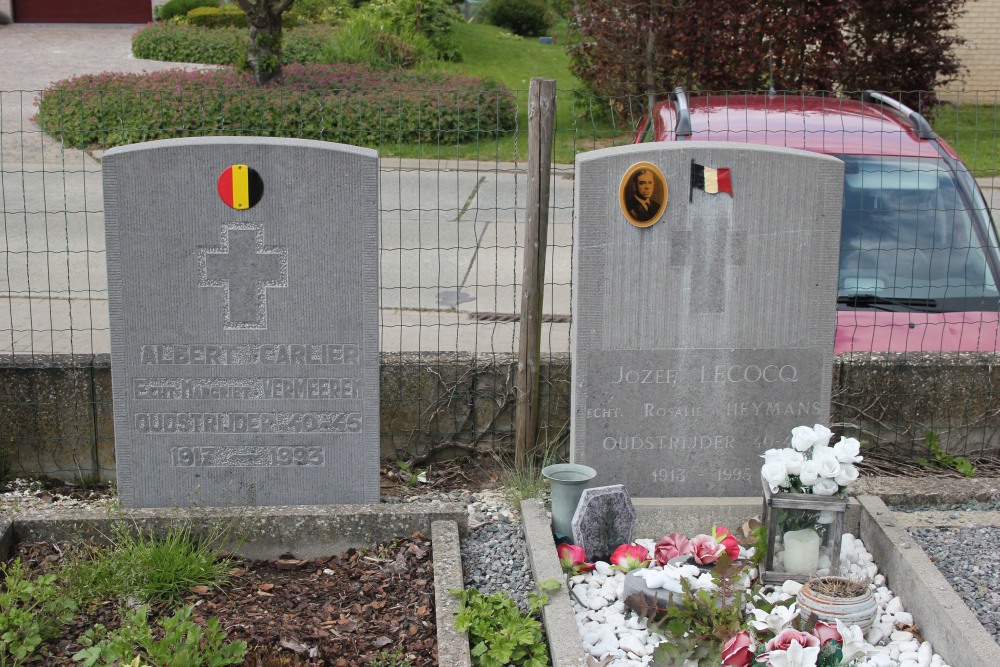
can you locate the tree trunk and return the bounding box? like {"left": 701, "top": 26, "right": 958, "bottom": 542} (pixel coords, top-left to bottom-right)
{"left": 235, "top": 0, "right": 294, "bottom": 86}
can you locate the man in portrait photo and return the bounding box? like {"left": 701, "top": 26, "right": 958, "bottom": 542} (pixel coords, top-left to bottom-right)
{"left": 625, "top": 168, "right": 661, "bottom": 222}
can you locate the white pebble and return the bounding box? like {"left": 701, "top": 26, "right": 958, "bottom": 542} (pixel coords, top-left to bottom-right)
{"left": 917, "top": 642, "right": 933, "bottom": 667}
{"left": 594, "top": 561, "right": 613, "bottom": 576}
{"left": 886, "top": 597, "right": 904, "bottom": 614}
{"left": 899, "top": 651, "right": 920, "bottom": 662}
{"left": 604, "top": 611, "right": 626, "bottom": 628}
{"left": 890, "top": 630, "right": 914, "bottom": 642}
{"left": 894, "top": 611, "right": 914, "bottom": 626}
{"left": 781, "top": 580, "right": 803, "bottom": 595}
{"left": 618, "top": 634, "right": 646, "bottom": 656}
{"left": 873, "top": 574, "right": 886, "bottom": 586}
{"left": 898, "top": 639, "right": 919, "bottom": 653}
{"left": 865, "top": 627, "right": 884, "bottom": 645}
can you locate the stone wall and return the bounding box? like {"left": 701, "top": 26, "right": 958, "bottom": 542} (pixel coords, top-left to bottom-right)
{"left": 941, "top": 0, "right": 1000, "bottom": 100}
{"left": 2, "top": 353, "right": 998, "bottom": 483}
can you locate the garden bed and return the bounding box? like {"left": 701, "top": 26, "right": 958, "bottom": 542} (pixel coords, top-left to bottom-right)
{"left": 9, "top": 534, "right": 436, "bottom": 666}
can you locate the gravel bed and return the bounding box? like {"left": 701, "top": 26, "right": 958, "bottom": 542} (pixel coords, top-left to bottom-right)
{"left": 907, "top": 526, "right": 1000, "bottom": 647}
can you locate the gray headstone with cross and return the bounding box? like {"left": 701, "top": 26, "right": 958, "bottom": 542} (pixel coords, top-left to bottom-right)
{"left": 571, "top": 143, "right": 843, "bottom": 497}
{"left": 104, "top": 137, "right": 379, "bottom": 508}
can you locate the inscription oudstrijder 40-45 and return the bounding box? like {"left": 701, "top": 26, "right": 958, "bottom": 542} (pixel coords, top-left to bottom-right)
{"left": 133, "top": 341, "right": 363, "bottom": 467}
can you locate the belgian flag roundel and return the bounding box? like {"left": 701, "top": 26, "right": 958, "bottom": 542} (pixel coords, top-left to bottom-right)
{"left": 217, "top": 164, "right": 263, "bottom": 210}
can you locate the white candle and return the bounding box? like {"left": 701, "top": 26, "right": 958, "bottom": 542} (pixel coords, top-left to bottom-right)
{"left": 783, "top": 529, "right": 821, "bottom": 575}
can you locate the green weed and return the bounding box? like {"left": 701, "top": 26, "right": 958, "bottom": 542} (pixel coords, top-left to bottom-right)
{"left": 64, "top": 520, "right": 234, "bottom": 605}
{"left": 915, "top": 430, "right": 976, "bottom": 478}
{"left": 0, "top": 559, "right": 77, "bottom": 666}
{"left": 72, "top": 604, "right": 246, "bottom": 667}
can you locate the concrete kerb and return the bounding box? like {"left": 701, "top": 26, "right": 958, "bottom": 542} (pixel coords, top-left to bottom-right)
{"left": 432, "top": 520, "right": 473, "bottom": 667}
{"left": 521, "top": 499, "right": 589, "bottom": 667}
{"left": 859, "top": 495, "right": 998, "bottom": 667}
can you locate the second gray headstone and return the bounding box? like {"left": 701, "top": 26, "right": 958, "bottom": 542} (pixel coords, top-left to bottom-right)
{"left": 571, "top": 143, "right": 843, "bottom": 497}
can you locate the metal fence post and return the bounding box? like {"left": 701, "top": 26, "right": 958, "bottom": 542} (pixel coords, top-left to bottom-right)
{"left": 515, "top": 78, "right": 556, "bottom": 468}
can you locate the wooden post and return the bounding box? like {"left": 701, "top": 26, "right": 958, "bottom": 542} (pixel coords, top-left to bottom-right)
{"left": 515, "top": 78, "right": 556, "bottom": 469}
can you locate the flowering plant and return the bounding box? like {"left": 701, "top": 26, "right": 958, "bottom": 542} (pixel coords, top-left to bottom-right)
{"left": 761, "top": 425, "right": 863, "bottom": 497}
{"left": 556, "top": 543, "right": 594, "bottom": 577}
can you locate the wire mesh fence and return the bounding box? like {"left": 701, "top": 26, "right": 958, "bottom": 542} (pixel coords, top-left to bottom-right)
{"left": 2, "top": 85, "right": 1000, "bottom": 483}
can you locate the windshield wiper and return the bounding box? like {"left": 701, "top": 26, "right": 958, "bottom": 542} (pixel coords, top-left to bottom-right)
{"left": 837, "top": 294, "right": 938, "bottom": 310}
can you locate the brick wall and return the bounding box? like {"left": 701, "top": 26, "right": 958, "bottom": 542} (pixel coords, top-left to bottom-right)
{"left": 941, "top": 0, "right": 1000, "bottom": 100}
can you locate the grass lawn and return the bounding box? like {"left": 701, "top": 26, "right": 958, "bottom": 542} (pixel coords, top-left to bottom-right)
{"left": 932, "top": 103, "right": 1000, "bottom": 178}
{"left": 382, "top": 21, "right": 635, "bottom": 164}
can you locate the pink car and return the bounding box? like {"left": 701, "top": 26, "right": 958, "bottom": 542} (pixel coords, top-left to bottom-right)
{"left": 634, "top": 90, "right": 1000, "bottom": 354}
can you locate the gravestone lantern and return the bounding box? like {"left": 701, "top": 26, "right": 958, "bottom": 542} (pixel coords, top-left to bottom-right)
{"left": 760, "top": 476, "right": 848, "bottom": 584}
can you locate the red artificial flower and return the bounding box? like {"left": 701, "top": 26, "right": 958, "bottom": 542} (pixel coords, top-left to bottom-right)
{"left": 712, "top": 525, "right": 742, "bottom": 561}
{"left": 766, "top": 628, "right": 821, "bottom": 653}
{"left": 811, "top": 620, "right": 842, "bottom": 646}
{"left": 609, "top": 543, "right": 650, "bottom": 571}
{"left": 689, "top": 534, "right": 722, "bottom": 565}
{"left": 721, "top": 630, "right": 755, "bottom": 667}
{"left": 654, "top": 532, "right": 693, "bottom": 566}
{"left": 556, "top": 543, "right": 594, "bottom": 575}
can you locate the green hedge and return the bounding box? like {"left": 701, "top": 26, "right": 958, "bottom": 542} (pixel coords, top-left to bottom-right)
{"left": 36, "top": 65, "right": 517, "bottom": 150}
{"left": 186, "top": 6, "right": 248, "bottom": 28}
{"left": 132, "top": 23, "right": 332, "bottom": 65}
{"left": 154, "top": 0, "right": 218, "bottom": 21}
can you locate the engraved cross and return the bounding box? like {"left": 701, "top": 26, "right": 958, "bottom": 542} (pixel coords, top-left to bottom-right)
{"left": 670, "top": 214, "right": 746, "bottom": 314}
{"left": 198, "top": 223, "right": 288, "bottom": 329}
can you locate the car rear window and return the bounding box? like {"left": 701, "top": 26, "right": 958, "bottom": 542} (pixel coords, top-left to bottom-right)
{"left": 837, "top": 155, "right": 999, "bottom": 302}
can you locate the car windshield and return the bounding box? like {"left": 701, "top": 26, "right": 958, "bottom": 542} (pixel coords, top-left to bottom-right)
{"left": 837, "top": 155, "right": 1000, "bottom": 304}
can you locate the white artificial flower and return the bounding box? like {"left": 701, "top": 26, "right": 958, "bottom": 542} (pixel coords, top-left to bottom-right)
{"left": 811, "top": 424, "right": 834, "bottom": 448}
{"left": 811, "top": 477, "right": 839, "bottom": 495}
{"left": 749, "top": 603, "right": 799, "bottom": 634}
{"left": 834, "top": 463, "right": 859, "bottom": 486}
{"left": 833, "top": 436, "right": 864, "bottom": 463}
{"left": 790, "top": 425, "right": 820, "bottom": 452}
{"left": 767, "top": 640, "right": 820, "bottom": 667}
{"left": 798, "top": 460, "right": 820, "bottom": 486}
{"left": 780, "top": 449, "right": 805, "bottom": 475}
{"left": 762, "top": 448, "right": 785, "bottom": 464}
{"left": 810, "top": 444, "right": 837, "bottom": 463}
{"left": 816, "top": 456, "right": 842, "bottom": 480}
{"left": 761, "top": 461, "right": 789, "bottom": 491}
{"left": 835, "top": 619, "right": 870, "bottom": 663}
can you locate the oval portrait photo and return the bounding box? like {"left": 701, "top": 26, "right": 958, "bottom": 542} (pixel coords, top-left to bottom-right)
{"left": 619, "top": 162, "right": 667, "bottom": 228}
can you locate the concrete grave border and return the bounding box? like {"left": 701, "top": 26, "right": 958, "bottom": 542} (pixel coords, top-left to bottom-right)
{"left": 0, "top": 505, "right": 471, "bottom": 667}
{"left": 522, "top": 491, "right": 998, "bottom": 667}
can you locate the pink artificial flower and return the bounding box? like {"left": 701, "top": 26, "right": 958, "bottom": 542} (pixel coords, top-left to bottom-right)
{"left": 721, "top": 630, "right": 755, "bottom": 667}
{"left": 766, "top": 628, "right": 821, "bottom": 653}
{"left": 556, "top": 543, "right": 594, "bottom": 575}
{"left": 811, "top": 620, "right": 842, "bottom": 646}
{"left": 609, "top": 543, "right": 650, "bottom": 571}
{"left": 689, "top": 534, "right": 722, "bottom": 565}
{"left": 654, "top": 532, "right": 692, "bottom": 566}
{"left": 712, "top": 525, "right": 742, "bottom": 561}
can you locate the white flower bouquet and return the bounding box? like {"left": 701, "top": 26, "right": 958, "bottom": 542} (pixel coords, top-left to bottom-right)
{"left": 760, "top": 425, "right": 863, "bottom": 497}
